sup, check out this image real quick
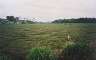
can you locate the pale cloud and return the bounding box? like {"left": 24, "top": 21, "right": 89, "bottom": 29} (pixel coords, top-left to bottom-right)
{"left": 0, "top": 0, "right": 96, "bottom": 21}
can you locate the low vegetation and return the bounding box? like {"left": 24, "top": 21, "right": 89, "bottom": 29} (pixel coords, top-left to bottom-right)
{"left": 0, "top": 16, "right": 35, "bottom": 24}
{"left": 59, "top": 41, "right": 92, "bottom": 60}
{"left": 0, "top": 23, "right": 95, "bottom": 60}
{"left": 27, "top": 48, "right": 56, "bottom": 60}
{"left": 52, "top": 18, "right": 96, "bottom": 23}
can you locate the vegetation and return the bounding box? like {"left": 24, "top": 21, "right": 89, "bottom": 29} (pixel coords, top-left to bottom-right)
{"left": 52, "top": 18, "right": 96, "bottom": 23}
{"left": 27, "top": 48, "right": 56, "bottom": 60}
{"left": 6, "top": 16, "right": 17, "bottom": 23}
{"left": 59, "top": 41, "right": 92, "bottom": 60}
{"left": 0, "top": 54, "right": 12, "bottom": 60}
{"left": 0, "top": 23, "right": 95, "bottom": 60}
{"left": 0, "top": 16, "right": 35, "bottom": 24}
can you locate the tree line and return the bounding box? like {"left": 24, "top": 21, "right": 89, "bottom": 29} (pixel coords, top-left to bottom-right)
{"left": 0, "top": 16, "right": 35, "bottom": 24}
{"left": 52, "top": 18, "right": 96, "bottom": 23}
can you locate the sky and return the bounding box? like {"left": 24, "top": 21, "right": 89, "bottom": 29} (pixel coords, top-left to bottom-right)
{"left": 0, "top": 0, "right": 96, "bottom": 22}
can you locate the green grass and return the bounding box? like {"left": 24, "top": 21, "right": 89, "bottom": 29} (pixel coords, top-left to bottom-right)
{"left": 27, "top": 48, "right": 56, "bottom": 60}
{"left": 0, "top": 54, "right": 12, "bottom": 60}
{"left": 60, "top": 41, "right": 92, "bottom": 60}
{"left": 0, "top": 23, "right": 96, "bottom": 52}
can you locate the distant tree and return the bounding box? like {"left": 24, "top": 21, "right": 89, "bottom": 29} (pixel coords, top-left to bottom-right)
{"left": 15, "top": 17, "right": 19, "bottom": 24}
{"left": 6, "top": 16, "right": 15, "bottom": 21}
{"left": 21, "top": 20, "right": 26, "bottom": 24}
{"left": 6, "top": 16, "right": 16, "bottom": 24}
{"left": 0, "top": 18, "right": 9, "bottom": 24}
{"left": 26, "top": 20, "right": 35, "bottom": 24}
{"left": 52, "top": 18, "right": 96, "bottom": 23}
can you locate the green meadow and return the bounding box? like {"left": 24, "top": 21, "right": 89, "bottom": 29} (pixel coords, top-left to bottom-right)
{"left": 0, "top": 23, "right": 96, "bottom": 49}
{"left": 0, "top": 23, "right": 96, "bottom": 60}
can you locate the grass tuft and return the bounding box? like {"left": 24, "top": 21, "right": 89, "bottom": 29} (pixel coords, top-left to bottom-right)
{"left": 27, "top": 47, "right": 57, "bottom": 60}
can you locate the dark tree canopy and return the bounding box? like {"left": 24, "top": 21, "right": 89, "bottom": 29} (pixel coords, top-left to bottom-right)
{"left": 6, "top": 16, "right": 16, "bottom": 22}
{"left": 52, "top": 18, "right": 96, "bottom": 23}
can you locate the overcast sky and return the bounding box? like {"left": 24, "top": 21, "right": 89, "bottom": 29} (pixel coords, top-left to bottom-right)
{"left": 0, "top": 0, "right": 96, "bottom": 22}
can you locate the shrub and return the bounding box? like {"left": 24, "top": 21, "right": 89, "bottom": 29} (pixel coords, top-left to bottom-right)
{"left": 0, "top": 54, "right": 12, "bottom": 60}
{"left": 27, "top": 47, "right": 56, "bottom": 60}
{"left": 59, "top": 42, "right": 92, "bottom": 60}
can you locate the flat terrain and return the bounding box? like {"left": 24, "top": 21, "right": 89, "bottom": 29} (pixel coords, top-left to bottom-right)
{"left": 0, "top": 23, "right": 96, "bottom": 52}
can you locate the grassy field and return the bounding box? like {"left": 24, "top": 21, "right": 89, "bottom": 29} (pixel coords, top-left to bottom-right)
{"left": 0, "top": 23, "right": 96, "bottom": 59}
{"left": 0, "top": 23, "right": 96, "bottom": 49}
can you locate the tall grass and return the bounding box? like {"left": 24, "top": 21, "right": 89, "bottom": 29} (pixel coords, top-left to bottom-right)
{"left": 59, "top": 41, "right": 92, "bottom": 60}
{"left": 0, "top": 54, "right": 12, "bottom": 60}
{"left": 27, "top": 47, "right": 57, "bottom": 60}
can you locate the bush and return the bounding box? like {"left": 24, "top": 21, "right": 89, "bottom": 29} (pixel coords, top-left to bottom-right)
{"left": 27, "top": 48, "right": 56, "bottom": 60}
{"left": 0, "top": 54, "right": 12, "bottom": 60}
{"left": 59, "top": 42, "right": 92, "bottom": 60}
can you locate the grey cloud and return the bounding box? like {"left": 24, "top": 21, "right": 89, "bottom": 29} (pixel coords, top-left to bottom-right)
{"left": 0, "top": 0, "right": 96, "bottom": 21}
